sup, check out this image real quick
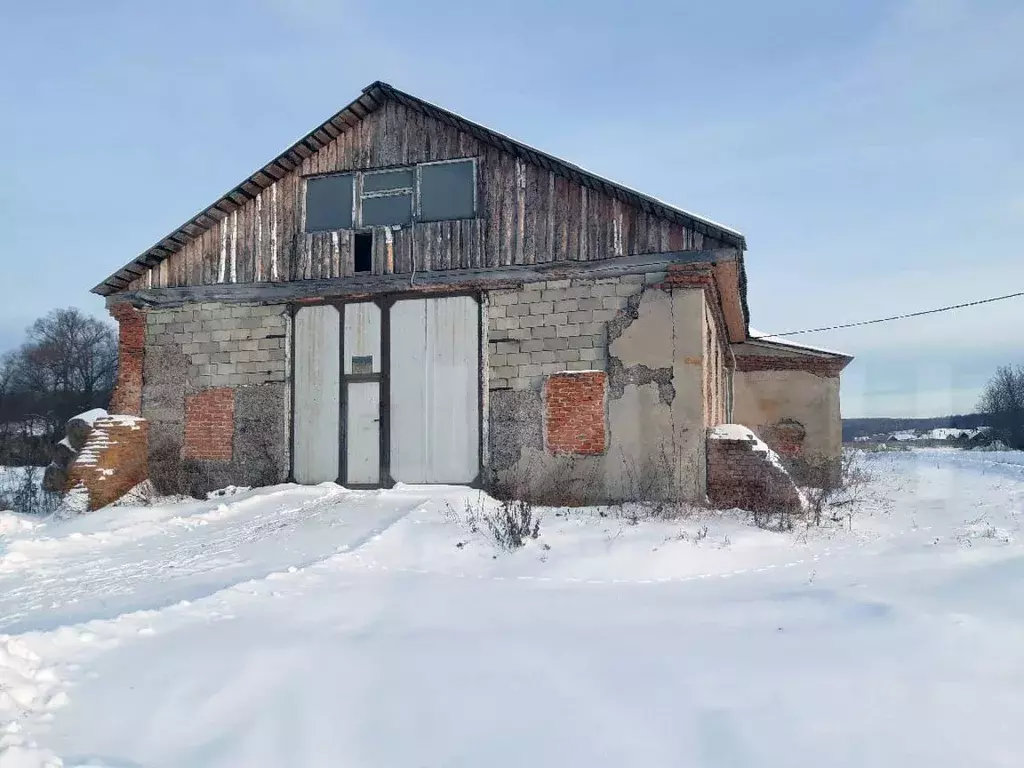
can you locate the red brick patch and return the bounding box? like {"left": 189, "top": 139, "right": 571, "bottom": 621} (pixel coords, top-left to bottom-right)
{"left": 545, "top": 372, "right": 607, "bottom": 455}
{"left": 183, "top": 388, "right": 235, "bottom": 461}
{"left": 109, "top": 304, "right": 146, "bottom": 416}
{"left": 707, "top": 432, "right": 804, "bottom": 515}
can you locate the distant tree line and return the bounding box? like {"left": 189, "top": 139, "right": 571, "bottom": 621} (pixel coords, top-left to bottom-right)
{"left": 842, "top": 413, "right": 988, "bottom": 442}
{"left": 0, "top": 308, "right": 117, "bottom": 466}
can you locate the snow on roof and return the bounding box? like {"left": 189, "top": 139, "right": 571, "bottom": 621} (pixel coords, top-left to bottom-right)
{"left": 745, "top": 328, "right": 849, "bottom": 357}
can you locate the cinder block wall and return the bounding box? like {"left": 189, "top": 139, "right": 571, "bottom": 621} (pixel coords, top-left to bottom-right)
{"left": 485, "top": 273, "right": 711, "bottom": 504}
{"left": 142, "top": 302, "right": 290, "bottom": 490}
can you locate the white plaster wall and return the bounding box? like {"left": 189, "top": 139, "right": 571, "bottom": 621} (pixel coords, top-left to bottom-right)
{"left": 732, "top": 369, "right": 842, "bottom": 460}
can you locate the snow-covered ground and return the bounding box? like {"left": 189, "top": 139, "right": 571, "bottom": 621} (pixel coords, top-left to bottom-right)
{"left": 2, "top": 449, "right": 1023, "bottom": 767}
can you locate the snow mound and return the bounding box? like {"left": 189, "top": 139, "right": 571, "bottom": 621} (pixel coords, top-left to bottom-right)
{"left": 0, "top": 514, "right": 39, "bottom": 538}
{"left": 67, "top": 409, "right": 106, "bottom": 428}
{"left": 957, "top": 518, "right": 1013, "bottom": 544}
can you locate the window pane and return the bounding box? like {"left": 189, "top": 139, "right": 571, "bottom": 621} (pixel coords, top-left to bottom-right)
{"left": 362, "top": 193, "right": 413, "bottom": 226}
{"left": 305, "top": 175, "right": 353, "bottom": 232}
{"left": 363, "top": 169, "right": 414, "bottom": 194}
{"left": 419, "top": 160, "right": 475, "bottom": 222}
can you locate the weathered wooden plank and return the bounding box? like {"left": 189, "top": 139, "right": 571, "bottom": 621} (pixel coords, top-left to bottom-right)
{"left": 566, "top": 178, "right": 581, "bottom": 261}
{"left": 499, "top": 153, "right": 515, "bottom": 267}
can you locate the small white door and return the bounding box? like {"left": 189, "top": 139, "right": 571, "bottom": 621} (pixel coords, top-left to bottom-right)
{"left": 390, "top": 295, "right": 480, "bottom": 484}
{"left": 343, "top": 303, "right": 382, "bottom": 486}
{"left": 293, "top": 305, "right": 340, "bottom": 483}
{"left": 345, "top": 382, "right": 380, "bottom": 485}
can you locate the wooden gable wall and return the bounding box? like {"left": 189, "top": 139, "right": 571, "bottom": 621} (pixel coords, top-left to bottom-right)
{"left": 127, "top": 99, "right": 727, "bottom": 291}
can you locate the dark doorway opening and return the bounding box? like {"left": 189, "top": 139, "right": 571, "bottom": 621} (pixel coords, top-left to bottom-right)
{"left": 354, "top": 232, "right": 373, "bottom": 273}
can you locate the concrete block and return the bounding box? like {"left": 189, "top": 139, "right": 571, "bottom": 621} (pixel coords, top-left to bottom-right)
{"left": 540, "top": 362, "right": 562, "bottom": 375}
{"left": 191, "top": 331, "right": 211, "bottom": 344}
{"left": 489, "top": 378, "right": 510, "bottom": 390}
{"left": 494, "top": 366, "right": 519, "bottom": 379}
{"left": 490, "top": 353, "right": 508, "bottom": 367}
{"left": 568, "top": 336, "right": 595, "bottom": 349}
{"left": 239, "top": 339, "right": 259, "bottom": 352}
{"left": 591, "top": 309, "right": 618, "bottom": 322}
{"left": 619, "top": 274, "right": 645, "bottom": 284}
{"left": 555, "top": 349, "right": 581, "bottom": 363}
{"left": 602, "top": 296, "right": 628, "bottom": 310}
{"left": 553, "top": 299, "right": 578, "bottom": 313}
{"left": 556, "top": 324, "right": 581, "bottom": 338}
{"left": 496, "top": 341, "right": 519, "bottom": 354}
{"left": 507, "top": 353, "right": 531, "bottom": 366}
{"left": 579, "top": 347, "right": 604, "bottom": 361}
{"left": 520, "top": 339, "right": 545, "bottom": 353}
{"left": 518, "top": 363, "right": 544, "bottom": 378}
{"left": 519, "top": 290, "right": 542, "bottom": 305}
{"left": 529, "top": 301, "right": 554, "bottom": 315}
{"left": 591, "top": 284, "right": 617, "bottom": 298}
{"left": 542, "top": 337, "right": 569, "bottom": 351}
{"left": 546, "top": 313, "right": 568, "bottom": 326}
{"left": 191, "top": 353, "right": 211, "bottom": 366}
{"left": 506, "top": 303, "right": 530, "bottom": 317}
{"left": 616, "top": 282, "right": 641, "bottom": 296}
{"left": 506, "top": 328, "right": 530, "bottom": 340}
{"left": 490, "top": 291, "right": 519, "bottom": 307}
{"left": 566, "top": 310, "right": 593, "bottom": 324}
{"left": 542, "top": 279, "right": 571, "bottom": 290}
{"left": 211, "top": 330, "right": 230, "bottom": 342}
{"left": 644, "top": 271, "right": 667, "bottom": 284}
{"left": 489, "top": 305, "right": 507, "bottom": 319}
{"left": 520, "top": 315, "right": 544, "bottom": 328}
{"left": 531, "top": 325, "right": 556, "bottom": 339}
{"left": 173, "top": 332, "right": 192, "bottom": 344}
{"left": 577, "top": 298, "right": 603, "bottom": 311}
{"left": 530, "top": 350, "right": 557, "bottom": 364}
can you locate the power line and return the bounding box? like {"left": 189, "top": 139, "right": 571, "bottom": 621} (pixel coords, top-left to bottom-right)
{"left": 751, "top": 291, "right": 1024, "bottom": 339}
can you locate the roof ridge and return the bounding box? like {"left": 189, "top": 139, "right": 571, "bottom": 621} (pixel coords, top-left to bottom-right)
{"left": 93, "top": 81, "right": 746, "bottom": 296}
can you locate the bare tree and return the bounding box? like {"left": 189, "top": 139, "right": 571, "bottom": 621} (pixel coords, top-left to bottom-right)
{"left": 3, "top": 308, "right": 117, "bottom": 459}
{"left": 977, "top": 365, "right": 1024, "bottom": 450}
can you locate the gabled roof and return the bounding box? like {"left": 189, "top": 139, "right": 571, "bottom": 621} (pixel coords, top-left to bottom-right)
{"left": 92, "top": 81, "right": 747, "bottom": 296}
{"left": 744, "top": 328, "right": 852, "bottom": 360}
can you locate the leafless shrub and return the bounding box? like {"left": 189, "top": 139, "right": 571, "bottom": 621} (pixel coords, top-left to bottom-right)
{"left": 613, "top": 445, "right": 702, "bottom": 523}
{"left": 802, "top": 450, "right": 873, "bottom": 527}
{"left": 446, "top": 493, "right": 541, "bottom": 552}
{"left": 0, "top": 466, "right": 62, "bottom": 516}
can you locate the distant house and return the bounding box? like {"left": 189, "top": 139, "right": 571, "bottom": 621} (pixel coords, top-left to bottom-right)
{"left": 91, "top": 81, "right": 852, "bottom": 502}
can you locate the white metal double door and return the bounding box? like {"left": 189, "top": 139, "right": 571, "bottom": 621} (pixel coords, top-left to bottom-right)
{"left": 292, "top": 296, "right": 480, "bottom": 487}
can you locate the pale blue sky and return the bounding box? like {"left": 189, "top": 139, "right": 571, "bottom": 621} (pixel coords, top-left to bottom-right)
{"left": 1, "top": 0, "right": 1021, "bottom": 417}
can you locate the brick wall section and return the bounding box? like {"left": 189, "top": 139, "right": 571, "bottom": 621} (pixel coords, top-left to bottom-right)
{"left": 706, "top": 434, "right": 805, "bottom": 515}
{"left": 65, "top": 416, "right": 149, "bottom": 510}
{"left": 545, "top": 372, "right": 607, "bottom": 455}
{"left": 109, "top": 304, "right": 146, "bottom": 415}
{"left": 487, "top": 273, "right": 665, "bottom": 391}
{"left": 145, "top": 303, "right": 287, "bottom": 388}
{"left": 183, "top": 388, "right": 235, "bottom": 460}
